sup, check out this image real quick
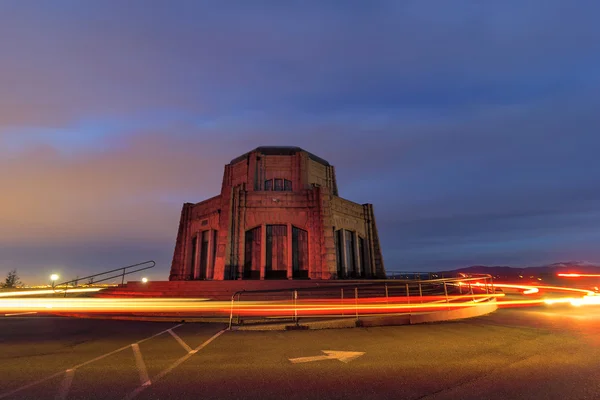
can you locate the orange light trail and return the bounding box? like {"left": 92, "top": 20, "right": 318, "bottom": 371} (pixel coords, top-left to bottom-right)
{"left": 1, "top": 282, "right": 597, "bottom": 318}
{"left": 0, "top": 297, "right": 499, "bottom": 316}
{"left": 472, "top": 282, "right": 594, "bottom": 296}
{"left": 557, "top": 273, "right": 600, "bottom": 278}
{"left": 0, "top": 288, "right": 102, "bottom": 297}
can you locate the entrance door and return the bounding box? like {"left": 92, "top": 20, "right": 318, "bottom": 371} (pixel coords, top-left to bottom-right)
{"left": 266, "top": 225, "right": 287, "bottom": 279}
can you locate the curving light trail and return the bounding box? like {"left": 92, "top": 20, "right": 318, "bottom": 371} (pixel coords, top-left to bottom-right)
{"left": 0, "top": 288, "right": 102, "bottom": 297}
{"left": 1, "top": 281, "right": 598, "bottom": 318}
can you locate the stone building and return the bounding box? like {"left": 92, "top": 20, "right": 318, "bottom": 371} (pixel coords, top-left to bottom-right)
{"left": 169, "top": 146, "right": 385, "bottom": 281}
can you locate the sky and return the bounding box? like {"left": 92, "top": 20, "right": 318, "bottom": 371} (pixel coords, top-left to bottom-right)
{"left": 2, "top": 0, "right": 600, "bottom": 284}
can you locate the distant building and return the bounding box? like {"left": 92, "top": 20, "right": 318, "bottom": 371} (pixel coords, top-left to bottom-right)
{"left": 169, "top": 146, "right": 385, "bottom": 281}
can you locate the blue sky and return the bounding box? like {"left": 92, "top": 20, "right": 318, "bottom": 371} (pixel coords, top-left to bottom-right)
{"left": 1, "top": 0, "right": 600, "bottom": 284}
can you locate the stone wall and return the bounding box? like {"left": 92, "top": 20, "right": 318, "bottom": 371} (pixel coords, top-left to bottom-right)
{"left": 331, "top": 196, "right": 368, "bottom": 237}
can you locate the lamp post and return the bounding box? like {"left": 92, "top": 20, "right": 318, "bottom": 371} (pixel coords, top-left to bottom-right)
{"left": 50, "top": 274, "right": 59, "bottom": 289}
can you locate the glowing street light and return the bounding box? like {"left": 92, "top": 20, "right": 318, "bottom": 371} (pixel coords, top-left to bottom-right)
{"left": 50, "top": 274, "right": 59, "bottom": 289}
{"left": 142, "top": 277, "right": 148, "bottom": 283}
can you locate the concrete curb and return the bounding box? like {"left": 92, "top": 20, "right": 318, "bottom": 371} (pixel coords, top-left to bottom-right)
{"left": 238, "top": 299, "right": 498, "bottom": 330}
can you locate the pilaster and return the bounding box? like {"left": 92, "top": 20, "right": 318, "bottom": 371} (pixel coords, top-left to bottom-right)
{"left": 260, "top": 223, "right": 267, "bottom": 280}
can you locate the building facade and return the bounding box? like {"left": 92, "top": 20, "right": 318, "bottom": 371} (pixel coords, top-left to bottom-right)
{"left": 169, "top": 146, "right": 385, "bottom": 281}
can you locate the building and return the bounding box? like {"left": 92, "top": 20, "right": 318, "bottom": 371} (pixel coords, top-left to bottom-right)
{"left": 169, "top": 146, "right": 385, "bottom": 281}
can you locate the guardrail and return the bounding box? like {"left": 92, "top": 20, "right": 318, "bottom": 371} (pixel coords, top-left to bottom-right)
{"left": 53, "top": 260, "right": 156, "bottom": 297}
{"left": 385, "top": 271, "right": 452, "bottom": 280}
{"left": 228, "top": 273, "right": 495, "bottom": 329}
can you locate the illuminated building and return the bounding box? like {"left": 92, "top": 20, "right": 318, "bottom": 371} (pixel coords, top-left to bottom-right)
{"left": 169, "top": 146, "right": 385, "bottom": 281}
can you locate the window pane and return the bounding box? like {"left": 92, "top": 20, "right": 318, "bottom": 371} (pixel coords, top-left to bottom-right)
{"left": 359, "top": 237, "right": 369, "bottom": 278}
{"left": 265, "top": 180, "right": 273, "bottom": 191}
{"left": 274, "top": 179, "right": 283, "bottom": 191}
{"left": 335, "top": 229, "right": 344, "bottom": 278}
{"left": 284, "top": 179, "right": 292, "bottom": 191}
{"left": 244, "top": 227, "right": 262, "bottom": 279}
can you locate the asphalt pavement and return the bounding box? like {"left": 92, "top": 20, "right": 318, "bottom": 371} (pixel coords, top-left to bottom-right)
{"left": 1, "top": 306, "right": 599, "bottom": 400}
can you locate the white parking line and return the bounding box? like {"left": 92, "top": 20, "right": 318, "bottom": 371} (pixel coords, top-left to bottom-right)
{"left": 55, "top": 369, "right": 75, "bottom": 400}
{"left": 123, "top": 329, "right": 226, "bottom": 400}
{"left": 71, "top": 324, "right": 183, "bottom": 370}
{"left": 168, "top": 329, "right": 193, "bottom": 353}
{"left": 131, "top": 344, "right": 151, "bottom": 387}
{"left": 0, "top": 323, "right": 183, "bottom": 400}
{"left": 0, "top": 371, "right": 66, "bottom": 400}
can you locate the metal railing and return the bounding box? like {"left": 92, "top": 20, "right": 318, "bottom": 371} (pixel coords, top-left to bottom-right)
{"left": 386, "top": 271, "right": 450, "bottom": 280}
{"left": 228, "top": 273, "right": 495, "bottom": 329}
{"left": 53, "top": 260, "right": 156, "bottom": 297}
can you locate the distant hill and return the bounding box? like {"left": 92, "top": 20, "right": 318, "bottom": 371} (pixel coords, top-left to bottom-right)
{"left": 441, "top": 261, "right": 600, "bottom": 279}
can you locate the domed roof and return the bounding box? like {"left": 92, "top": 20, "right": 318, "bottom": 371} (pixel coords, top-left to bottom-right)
{"left": 230, "top": 146, "right": 330, "bottom": 166}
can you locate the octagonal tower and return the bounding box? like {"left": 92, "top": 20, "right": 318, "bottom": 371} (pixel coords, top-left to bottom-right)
{"left": 169, "top": 146, "right": 385, "bottom": 280}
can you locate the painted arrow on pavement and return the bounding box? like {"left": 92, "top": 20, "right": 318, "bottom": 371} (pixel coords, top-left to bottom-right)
{"left": 289, "top": 350, "right": 365, "bottom": 364}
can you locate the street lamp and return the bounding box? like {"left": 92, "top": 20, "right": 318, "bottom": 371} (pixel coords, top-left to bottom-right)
{"left": 50, "top": 274, "right": 59, "bottom": 289}
{"left": 142, "top": 277, "right": 148, "bottom": 283}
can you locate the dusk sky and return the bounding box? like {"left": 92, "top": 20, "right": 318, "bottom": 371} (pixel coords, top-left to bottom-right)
{"left": 2, "top": 1, "right": 600, "bottom": 284}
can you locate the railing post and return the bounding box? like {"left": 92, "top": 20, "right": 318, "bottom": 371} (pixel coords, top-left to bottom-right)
{"left": 293, "top": 290, "right": 298, "bottom": 325}
{"left": 354, "top": 287, "right": 359, "bottom": 321}
{"left": 490, "top": 276, "right": 495, "bottom": 295}
{"left": 385, "top": 283, "right": 389, "bottom": 304}
{"left": 121, "top": 268, "right": 126, "bottom": 285}
{"left": 469, "top": 283, "right": 475, "bottom": 301}
{"left": 341, "top": 288, "right": 344, "bottom": 316}
{"left": 418, "top": 282, "right": 423, "bottom": 303}
{"left": 406, "top": 283, "right": 411, "bottom": 313}
{"left": 236, "top": 292, "right": 242, "bottom": 325}
{"left": 229, "top": 294, "right": 235, "bottom": 330}
{"left": 443, "top": 281, "right": 449, "bottom": 310}
{"left": 484, "top": 277, "right": 489, "bottom": 294}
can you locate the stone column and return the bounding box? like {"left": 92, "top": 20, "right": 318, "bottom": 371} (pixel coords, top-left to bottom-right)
{"left": 206, "top": 229, "right": 214, "bottom": 280}
{"left": 341, "top": 229, "right": 348, "bottom": 278}
{"left": 287, "top": 223, "right": 293, "bottom": 279}
{"left": 194, "top": 231, "right": 201, "bottom": 279}
{"left": 260, "top": 223, "right": 267, "bottom": 280}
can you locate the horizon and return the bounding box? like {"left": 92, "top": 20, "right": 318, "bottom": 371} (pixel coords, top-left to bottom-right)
{"left": 2, "top": 1, "right": 600, "bottom": 284}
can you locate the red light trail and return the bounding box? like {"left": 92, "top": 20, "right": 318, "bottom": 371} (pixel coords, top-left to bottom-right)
{"left": 1, "top": 282, "right": 598, "bottom": 319}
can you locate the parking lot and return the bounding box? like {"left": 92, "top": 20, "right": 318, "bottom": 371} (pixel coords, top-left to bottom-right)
{"left": 1, "top": 306, "right": 600, "bottom": 400}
